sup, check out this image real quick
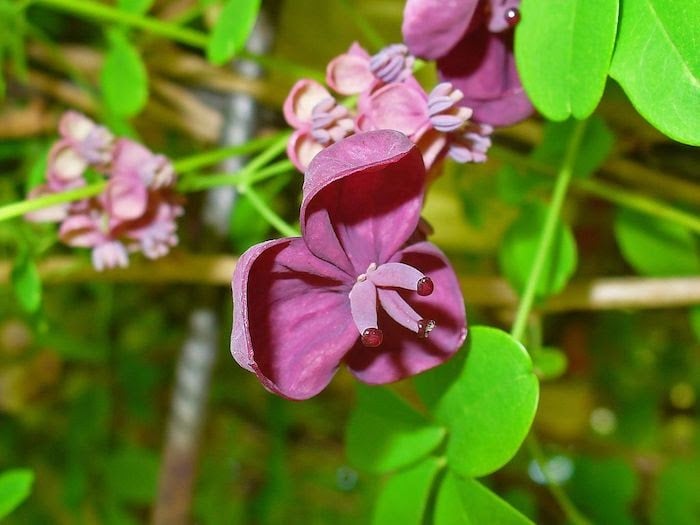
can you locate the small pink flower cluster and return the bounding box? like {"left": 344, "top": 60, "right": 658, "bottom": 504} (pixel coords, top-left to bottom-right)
{"left": 283, "top": 42, "right": 493, "bottom": 174}
{"left": 26, "top": 111, "right": 183, "bottom": 271}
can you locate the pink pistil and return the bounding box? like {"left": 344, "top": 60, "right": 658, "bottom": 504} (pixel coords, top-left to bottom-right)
{"left": 349, "top": 262, "right": 436, "bottom": 347}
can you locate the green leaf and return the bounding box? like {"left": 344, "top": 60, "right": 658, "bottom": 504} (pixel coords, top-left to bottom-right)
{"left": 516, "top": 0, "right": 619, "bottom": 120}
{"left": 101, "top": 29, "right": 148, "bottom": 117}
{"left": 415, "top": 327, "right": 539, "bottom": 477}
{"left": 533, "top": 116, "right": 615, "bottom": 179}
{"left": 26, "top": 144, "right": 49, "bottom": 191}
{"left": 346, "top": 385, "right": 446, "bottom": 474}
{"left": 371, "top": 456, "right": 442, "bottom": 525}
{"left": 532, "top": 347, "right": 568, "bottom": 380}
{"left": 690, "top": 306, "right": 700, "bottom": 343}
{"left": 102, "top": 447, "right": 160, "bottom": 504}
{"left": 609, "top": 0, "right": 700, "bottom": 145}
{"left": 0, "top": 469, "right": 34, "bottom": 519}
{"left": 569, "top": 457, "right": 638, "bottom": 525}
{"left": 207, "top": 0, "right": 262, "bottom": 65}
{"left": 434, "top": 470, "right": 534, "bottom": 525}
{"left": 614, "top": 208, "right": 700, "bottom": 276}
{"left": 499, "top": 203, "right": 578, "bottom": 299}
{"left": 496, "top": 164, "right": 547, "bottom": 205}
{"left": 117, "top": 0, "right": 154, "bottom": 14}
{"left": 651, "top": 458, "right": 700, "bottom": 525}
{"left": 11, "top": 250, "right": 42, "bottom": 313}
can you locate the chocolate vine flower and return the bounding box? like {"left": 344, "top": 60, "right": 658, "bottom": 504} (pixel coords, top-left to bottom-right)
{"left": 402, "top": 0, "right": 532, "bottom": 127}
{"left": 326, "top": 42, "right": 415, "bottom": 96}
{"left": 26, "top": 111, "right": 183, "bottom": 271}
{"left": 357, "top": 80, "right": 489, "bottom": 169}
{"left": 283, "top": 79, "right": 355, "bottom": 172}
{"left": 231, "top": 130, "right": 467, "bottom": 400}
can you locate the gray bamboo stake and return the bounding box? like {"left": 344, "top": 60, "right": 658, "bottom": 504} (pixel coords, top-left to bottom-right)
{"left": 151, "top": 12, "right": 274, "bottom": 525}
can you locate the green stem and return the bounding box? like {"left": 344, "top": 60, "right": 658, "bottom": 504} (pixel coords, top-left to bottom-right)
{"left": 31, "top": 0, "right": 208, "bottom": 48}
{"left": 0, "top": 182, "right": 107, "bottom": 223}
{"left": 177, "top": 159, "right": 293, "bottom": 192}
{"left": 489, "top": 146, "right": 700, "bottom": 235}
{"left": 510, "top": 119, "right": 587, "bottom": 342}
{"left": 238, "top": 51, "right": 326, "bottom": 84}
{"left": 338, "top": 0, "right": 385, "bottom": 51}
{"left": 526, "top": 435, "right": 592, "bottom": 525}
{"left": 576, "top": 178, "right": 700, "bottom": 233}
{"left": 241, "top": 185, "right": 299, "bottom": 237}
{"left": 508, "top": 119, "right": 591, "bottom": 525}
{"left": 173, "top": 134, "right": 281, "bottom": 173}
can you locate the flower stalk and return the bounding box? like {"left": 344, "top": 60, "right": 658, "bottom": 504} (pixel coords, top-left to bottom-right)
{"left": 509, "top": 117, "right": 591, "bottom": 525}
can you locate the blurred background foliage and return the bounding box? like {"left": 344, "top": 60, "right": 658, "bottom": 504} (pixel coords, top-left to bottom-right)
{"left": 0, "top": 0, "right": 698, "bottom": 523}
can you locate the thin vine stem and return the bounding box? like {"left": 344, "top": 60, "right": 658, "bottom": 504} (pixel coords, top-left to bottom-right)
{"left": 510, "top": 118, "right": 585, "bottom": 342}
{"left": 489, "top": 146, "right": 700, "bottom": 234}
{"left": 31, "top": 0, "right": 208, "bottom": 48}
{"left": 0, "top": 182, "right": 107, "bottom": 223}
{"left": 509, "top": 118, "right": 591, "bottom": 525}
{"left": 241, "top": 185, "right": 299, "bottom": 237}
{"left": 177, "top": 159, "right": 294, "bottom": 192}
{"left": 526, "top": 435, "right": 592, "bottom": 525}
{"left": 173, "top": 134, "right": 281, "bottom": 173}
{"left": 338, "top": 0, "right": 385, "bottom": 51}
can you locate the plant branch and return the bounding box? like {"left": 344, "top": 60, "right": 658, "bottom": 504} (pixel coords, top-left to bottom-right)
{"left": 0, "top": 182, "right": 107, "bottom": 223}
{"left": 510, "top": 119, "right": 587, "bottom": 342}
{"left": 172, "top": 133, "right": 281, "bottom": 173}
{"left": 241, "top": 185, "right": 299, "bottom": 238}
{"left": 489, "top": 146, "right": 700, "bottom": 234}
{"left": 508, "top": 118, "right": 591, "bottom": 525}
{"left": 31, "top": 0, "right": 208, "bottom": 48}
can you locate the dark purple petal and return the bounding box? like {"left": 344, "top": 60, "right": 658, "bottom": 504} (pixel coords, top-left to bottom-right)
{"left": 345, "top": 241, "right": 466, "bottom": 384}
{"left": 402, "top": 0, "right": 480, "bottom": 59}
{"left": 231, "top": 237, "right": 359, "bottom": 400}
{"left": 301, "top": 130, "right": 426, "bottom": 276}
{"left": 437, "top": 29, "right": 533, "bottom": 127}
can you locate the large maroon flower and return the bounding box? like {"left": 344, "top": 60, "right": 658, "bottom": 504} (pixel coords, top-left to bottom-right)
{"left": 231, "top": 130, "right": 467, "bottom": 400}
{"left": 402, "top": 0, "right": 532, "bottom": 127}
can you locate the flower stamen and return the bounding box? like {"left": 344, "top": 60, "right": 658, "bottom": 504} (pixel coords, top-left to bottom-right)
{"left": 349, "top": 261, "right": 436, "bottom": 347}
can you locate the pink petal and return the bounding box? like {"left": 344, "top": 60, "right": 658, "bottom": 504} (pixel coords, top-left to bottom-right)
{"left": 287, "top": 129, "right": 325, "bottom": 172}
{"left": 326, "top": 53, "right": 374, "bottom": 96}
{"left": 402, "top": 0, "right": 480, "bottom": 59}
{"left": 360, "top": 83, "right": 429, "bottom": 136}
{"left": 232, "top": 238, "right": 358, "bottom": 400}
{"left": 345, "top": 241, "right": 467, "bottom": 383}
{"left": 58, "top": 111, "right": 96, "bottom": 142}
{"left": 414, "top": 126, "right": 449, "bottom": 171}
{"left": 59, "top": 214, "right": 104, "bottom": 247}
{"left": 47, "top": 140, "right": 87, "bottom": 185}
{"left": 105, "top": 175, "right": 148, "bottom": 220}
{"left": 283, "top": 80, "right": 333, "bottom": 128}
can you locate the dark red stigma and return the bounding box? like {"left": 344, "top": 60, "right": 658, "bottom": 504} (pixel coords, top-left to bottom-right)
{"left": 416, "top": 276, "right": 434, "bottom": 296}
{"left": 417, "top": 319, "right": 436, "bottom": 338}
{"left": 505, "top": 7, "right": 521, "bottom": 27}
{"left": 361, "top": 328, "right": 383, "bottom": 347}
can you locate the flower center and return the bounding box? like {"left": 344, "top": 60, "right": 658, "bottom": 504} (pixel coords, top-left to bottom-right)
{"left": 369, "top": 44, "right": 415, "bottom": 84}
{"left": 427, "top": 83, "right": 473, "bottom": 133}
{"left": 349, "top": 262, "right": 436, "bottom": 347}
{"left": 310, "top": 97, "right": 355, "bottom": 145}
